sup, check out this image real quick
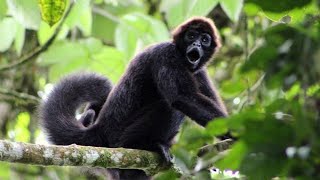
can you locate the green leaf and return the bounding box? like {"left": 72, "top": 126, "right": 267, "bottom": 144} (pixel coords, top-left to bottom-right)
{"left": 215, "top": 141, "right": 247, "bottom": 170}
{"left": 115, "top": 13, "right": 169, "bottom": 60}
{"left": 92, "top": 13, "right": 117, "bottom": 42}
{"left": 37, "top": 21, "right": 69, "bottom": 45}
{"left": 0, "top": 17, "right": 17, "bottom": 52}
{"left": 38, "top": 38, "right": 125, "bottom": 82}
{"left": 65, "top": 0, "right": 91, "bottom": 29}
{"left": 37, "top": 40, "right": 87, "bottom": 66}
{"left": 240, "top": 152, "right": 288, "bottom": 179}
{"left": 0, "top": 0, "right": 7, "bottom": 21}
{"left": 115, "top": 22, "right": 138, "bottom": 60}
{"left": 14, "top": 22, "right": 25, "bottom": 56}
{"left": 14, "top": 112, "right": 30, "bottom": 142}
{"left": 263, "top": 2, "right": 317, "bottom": 23}
{"left": 241, "top": 45, "right": 278, "bottom": 72}
{"left": 6, "top": 0, "right": 41, "bottom": 30}
{"left": 246, "top": 0, "right": 312, "bottom": 12}
{"left": 39, "top": 0, "right": 67, "bottom": 26}
{"left": 161, "top": 0, "right": 219, "bottom": 28}
{"left": 245, "top": 0, "right": 316, "bottom": 23}
{"left": 89, "top": 46, "right": 125, "bottom": 83}
{"left": 206, "top": 119, "right": 228, "bottom": 136}
{"left": 0, "top": 162, "right": 10, "bottom": 179}
{"left": 77, "top": 6, "right": 92, "bottom": 36}
{"left": 219, "top": 0, "right": 243, "bottom": 22}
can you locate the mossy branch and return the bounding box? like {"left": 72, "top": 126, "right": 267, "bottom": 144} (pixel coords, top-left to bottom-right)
{"left": 0, "top": 140, "right": 170, "bottom": 176}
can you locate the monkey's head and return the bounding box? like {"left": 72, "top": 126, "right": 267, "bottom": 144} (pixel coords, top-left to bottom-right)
{"left": 172, "top": 17, "right": 221, "bottom": 71}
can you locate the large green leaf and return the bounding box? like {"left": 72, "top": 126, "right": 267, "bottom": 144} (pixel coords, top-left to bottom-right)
{"left": 246, "top": 0, "right": 312, "bottom": 12}
{"left": 38, "top": 0, "right": 66, "bottom": 26}
{"left": 78, "top": 6, "right": 92, "bottom": 36}
{"left": 0, "top": 17, "right": 17, "bottom": 52}
{"left": 219, "top": 0, "right": 243, "bottom": 22}
{"left": 245, "top": 0, "right": 317, "bottom": 23}
{"left": 65, "top": 0, "right": 92, "bottom": 35}
{"left": 14, "top": 112, "right": 31, "bottom": 142}
{"left": 89, "top": 46, "right": 126, "bottom": 83}
{"left": 161, "top": 0, "right": 219, "bottom": 28}
{"left": 37, "top": 40, "right": 87, "bottom": 66}
{"left": 115, "top": 13, "right": 170, "bottom": 60}
{"left": 14, "top": 22, "right": 25, "bottom": 56}
{"left": 38, "top": 38, "right": 125, "bottom": 82}
{"left": 0, "top": 0, "right": 7, "bottom": 21}
{"left": 37, "top": 21, "right": 69, "bottom": 45}
{"left": 0, "top": 162, "right": 10, "bottom": 179}
{"left": 6, "top": 0, "right": 41, "bottom": 30}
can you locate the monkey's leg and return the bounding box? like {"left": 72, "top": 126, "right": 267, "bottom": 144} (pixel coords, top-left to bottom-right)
{"left": 119, "top": 101, "right": 183, "bottom": 160}
{"left": 116, "top": 101, "right": 184, "bottom": 180}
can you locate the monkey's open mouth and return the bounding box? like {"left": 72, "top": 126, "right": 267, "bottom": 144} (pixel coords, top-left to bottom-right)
{"left": 187, "top": 49, "right": 201, "bottom": 64}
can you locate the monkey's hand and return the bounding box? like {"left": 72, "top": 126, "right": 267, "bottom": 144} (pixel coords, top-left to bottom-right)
{"left": 156, "top": 143, "right": 173, "bottom": 165}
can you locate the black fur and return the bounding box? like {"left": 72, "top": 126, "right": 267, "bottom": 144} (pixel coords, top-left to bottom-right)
{"left": 40, "top": 17, "right": 228, "bottom": 180}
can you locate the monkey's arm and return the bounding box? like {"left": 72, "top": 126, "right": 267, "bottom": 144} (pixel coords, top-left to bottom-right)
{"left": 194, "top": 68, "right": 228, "bottom": 116}
{"left": 194, "top": 68, "right": 235, "bottom": 140}
{"left": 155, "top": 66, "right": 224, "bottom": 126}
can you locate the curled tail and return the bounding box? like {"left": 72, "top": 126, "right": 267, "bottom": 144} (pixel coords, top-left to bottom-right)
{"left": 39, "top": 73, "right": 112, "bottom": 146}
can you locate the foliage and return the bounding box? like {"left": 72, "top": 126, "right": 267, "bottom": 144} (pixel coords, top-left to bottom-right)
{"left": 0, "top": 0, "right": 319, "bottom": 179}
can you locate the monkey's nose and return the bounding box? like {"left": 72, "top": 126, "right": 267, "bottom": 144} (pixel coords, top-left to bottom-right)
{"left": 192, "top": 42, "right": 201, "bottom": 47}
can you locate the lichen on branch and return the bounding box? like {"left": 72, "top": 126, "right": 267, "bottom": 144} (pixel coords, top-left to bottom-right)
{"left": 0, "top": 140, "right": 169, "bottom": 176}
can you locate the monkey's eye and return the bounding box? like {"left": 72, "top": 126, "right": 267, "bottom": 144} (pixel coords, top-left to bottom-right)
{"left": 202, "top": 37, "right": 208, "bottom": 42}
{"left": 201, "top": 34, "right": 211, "bottom": 47}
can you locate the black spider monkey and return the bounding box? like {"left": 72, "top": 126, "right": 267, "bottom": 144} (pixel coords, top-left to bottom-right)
{"left": 40, "top": 17, "right": 229, "bottom": 180}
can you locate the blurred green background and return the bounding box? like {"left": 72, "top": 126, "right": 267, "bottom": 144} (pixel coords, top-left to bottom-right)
{"left": 0, "top": 0, "right": 319, "bottom": 179}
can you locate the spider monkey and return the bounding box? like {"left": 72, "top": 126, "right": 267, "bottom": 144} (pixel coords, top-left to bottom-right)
{"left": 40, "top": 17, "right": 229, "bottom": 180}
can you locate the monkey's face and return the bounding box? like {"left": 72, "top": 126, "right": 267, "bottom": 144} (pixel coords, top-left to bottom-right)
{"left": 183, "top": 29, "right": 213, "bottom": 70}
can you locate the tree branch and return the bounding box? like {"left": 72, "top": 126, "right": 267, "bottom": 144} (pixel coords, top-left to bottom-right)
{"left": 197, "top": 139, "right": 234, "bottom": 157}
{"left": 0, "top": 87, "right": 40, "bottom": 104}
{"left": 0, "top": 140, "right": 172, "bottom": 176}
{"left": 0, "top": 3, "right": 73, "bottom": 72}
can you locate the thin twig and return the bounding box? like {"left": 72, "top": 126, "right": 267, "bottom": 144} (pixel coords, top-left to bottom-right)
{"left": 0, "top": 3, "right": 74, "bottom": 72}
{"left": 92, "top": 6, "right": 120, "bottom": 23}
{"left": 0, "top": 87, "right": 40, "bottom": 104}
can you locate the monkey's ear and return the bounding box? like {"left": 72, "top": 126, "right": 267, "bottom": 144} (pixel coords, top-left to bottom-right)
{"left": 172, "top": 17, "right": 221, "bottom": 49}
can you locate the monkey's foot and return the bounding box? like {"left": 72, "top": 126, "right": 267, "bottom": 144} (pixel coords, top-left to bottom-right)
{"left": 79, "top": 109, "right": 95, "bottom": 127}
{"left": 156, "top": 143, "right": 173, "bottom": 165}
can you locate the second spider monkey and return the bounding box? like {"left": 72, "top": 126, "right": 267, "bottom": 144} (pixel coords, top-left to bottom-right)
{"left": 40, "top": 17, "right": 229, "bottom": 179}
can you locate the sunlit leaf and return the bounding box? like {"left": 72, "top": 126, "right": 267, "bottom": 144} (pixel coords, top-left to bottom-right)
{"left": 0, "top": 0, "right": 7, "bottom": 21}
{"left": 161, "top": 0, "right": 219, "bottom": 28}
{"left": 215, "top": 141, "right": 247, "bottom": 170}
{"left": 37, "top": 21, "right": 69, "bottom": 45}
{"left": 37, "top": 40, "right": 88, "bottom": 66}
{"left": 37, "top": 38, "right": 125, "bottom": 82}
{"left": 14, "top": 22, "right": 25, "bottom": 55}
{"left": 0, "top": 162, "right": 10, "bottom": 179}
{"left": 65, "top": 0, "right": 91, "bottom": 29}
{"left": 14, "top": 112, "right": 30, "bottom": 142}
{"left": 246, "top": 0, "right": 312, "bottom": 12}
{"left": 92, "top": 13, "right": 117, "bottom": 42}
{"left": 0, "top": 17, "right": 17, "bottom": 52}
{"left": 219, "top": 0, "right": 243, "bottom": 22}
{"left": 206, "top": 118, "right": 228, "bottom": 136}
{"left": 246, "top": 0, "right": 316, "bottom": 23}
{"left": 6, "top": 0, "right": 41, "bottom": 29}
{"left": 39, "top": 0, "right": 67, "bottom": 26}
{"left": 89, "top": 46, "right": 125, "bottom": 83}
{"left": 115, "top": 13, "right": 169, "bottom": 59}
{"left": 78, "top": 6, "right": 92, "bottom": 36}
